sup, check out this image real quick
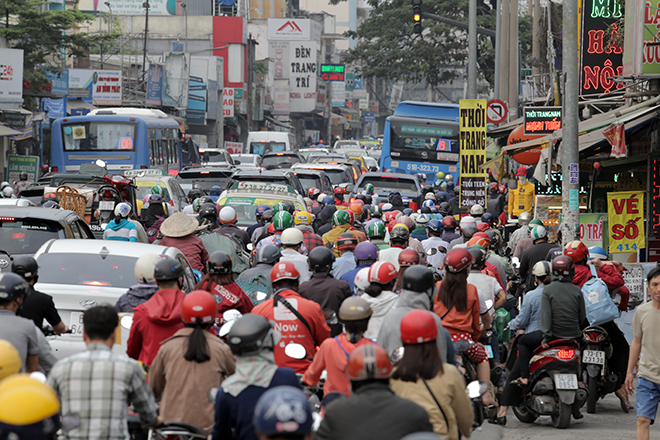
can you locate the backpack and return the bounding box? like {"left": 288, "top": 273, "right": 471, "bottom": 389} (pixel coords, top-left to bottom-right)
{"left": 581, "top": 265, "right": 620, "bottom": 326}
{"left": 146, "top": 216, "right": 166, "bottom": 243}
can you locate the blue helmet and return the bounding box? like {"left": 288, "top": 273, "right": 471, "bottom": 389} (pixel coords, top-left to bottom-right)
{"left": 322, "top": 196, "right": 334, "bottom": 205}
{"left": 253, "top": 386, "right": 313, "bottom": 436}
{"left": 588, "top": 246, "right": 608, "bottom": 261}
{"left": 402, "top": 208, "right": 413, "bottom": 216}
{"left": 446, "top": 182, "right": 455, "bottom": 192}
{"left": 481, "top": 212, "right": 495, "bottom": 225}
{"left": 256, "top": 205, "right": 270, "bottom": 217}
{"left": 422, "top": 200, "right": 435, "bottom": 209}
{"left": 427, "top": 218, "right": 444, "bottom": 233}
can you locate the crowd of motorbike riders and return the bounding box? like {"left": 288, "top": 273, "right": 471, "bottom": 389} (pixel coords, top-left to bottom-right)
{"left": 0, "top": 172, "right": 639, "bottom": 440}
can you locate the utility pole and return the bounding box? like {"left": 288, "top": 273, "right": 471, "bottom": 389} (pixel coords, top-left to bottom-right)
{"left": 531, "top": 0, "right": 540, "bottom": 78}
{"left": 494, "top": 0, "right": 501, "bottom": 100}
{"left": 498, "top": 0, "right": 509, "bottom": 108}
{"left": 467, "top": 0, "right": 477, "bottom": 98}
{"left": 247, "top": 35, "right": 253, "bottom": 132}
{"left": 507, "top": 0, "right": 519, "bottom": 118}
{"left": 562, "top": 0, "right": 579, "bottom": 243}
{"left": 142, "top": 1, "right": 150, "bottom": 78}
{"left": 182, "top": 3, "right": 188, "bottom": 53}
{"left": 326, "top": 80, "right": 332, "bottom": 145}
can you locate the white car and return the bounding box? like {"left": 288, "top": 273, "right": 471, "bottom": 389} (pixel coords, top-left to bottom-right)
{"left": 34, "top": 239, "right": 198, "bottom": 360}
{"left": 126, "top": 169, "right": 188, "bottom": 212}
{"left": 231, "top": 154, "right": 262, "bottom": 170}
{"left": 0, "top": 198, "right": 36, "bottom": 207}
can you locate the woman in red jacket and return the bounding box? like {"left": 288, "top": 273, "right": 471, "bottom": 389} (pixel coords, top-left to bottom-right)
{"left": 195, "top": 251, "right": 254, "bottom": 321}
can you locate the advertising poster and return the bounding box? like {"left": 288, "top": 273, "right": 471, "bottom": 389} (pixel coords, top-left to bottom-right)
{"left": 224, "top": 142, "right": 243, "bottom": 154}
{"left": 0, "top": 49, "right": 24, "bottom": 103}
{"left": 8, "top": 155, "right": 39, "bottom": 182}
{"left": 69, "top": 69, "right": 122, "bottom": 105}
{"left": 273, "top": 79, "right": 290, "bottom": 115}
{"left": 459, "top": 99, "right": 487, "bottom": 209}
{"left": 187, "top": 75, "right": 207, "bottom": 125}
{"left": 607, "top": 191, "right": 645, "bottom": 253}
{"left": 288, "top": 41, "right": 317, "bottom": 113}
{"left": 146, "top": 65, "right": 163, "bottom": 106}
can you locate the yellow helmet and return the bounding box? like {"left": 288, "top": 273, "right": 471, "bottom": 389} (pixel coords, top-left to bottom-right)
{"left": 0, "top": 339, "right": 21, "bottom": 381}
{"left": 0, "top": 374, "right": 61, "bottom": 437}
{"left": 294, "top": 211, "right": 312, "bottom": 225}
{"left": 436, "top": 171, "right": 445, "bottom": 179}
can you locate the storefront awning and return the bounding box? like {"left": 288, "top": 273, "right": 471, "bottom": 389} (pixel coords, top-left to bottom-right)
{"left": 331, "top": 114, "right": 348, "bottom": 125}
{"left": 0, "top": 124, "right": 20, "bottom": 137}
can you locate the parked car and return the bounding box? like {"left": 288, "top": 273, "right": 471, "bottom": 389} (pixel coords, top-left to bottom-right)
{"left": 260, "top": 151, "right": 304, "bottom": 170}
{"left": 352, "top": 172, "right": 423, "bottom": 211}
{"left": 34, "top": 240, "right": 198, "bottom": 360}
{"left": 290, "top": 168, "right": 334, "bottom": 195}
{"left": 0, "top": 207, "right": 95, "bottom": 272}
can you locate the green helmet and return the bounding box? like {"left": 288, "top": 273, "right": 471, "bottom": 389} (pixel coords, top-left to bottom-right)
{"left": 273, "top": 211, "right": 293, "bottom": 231}
{"left": 367, "top": 221, "right": 386, "bottom": 239}
{"left": 332, "top": 210, "right": 350, "bottom": 226}
{"left": 528, "top": 218, "right": 544, "bottom": 230}
{"left": 369, "top": 205, "right": 382, "bottom": 218}
{"left": 151, "top": 185, "right": 165, "bottom": 196}
{"left": 364, "top": 183, "right": 375, "bottom": 194}
{"left": 192, "top": 197, "right": 202, "bottom": 212}
{"left": 272, "top": 202, "right": 288, "bottom": 214}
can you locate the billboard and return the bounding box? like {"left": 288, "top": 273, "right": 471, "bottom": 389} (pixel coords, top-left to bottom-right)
{"left": 622, "top": 0, "right": 660, "bottom": 76}
{"left": 162, "top": 52, "right": 190, "bottom": 108}
{"left": 146, "top": 65, "right": 163, "bottom": 106}
{"left": 289, "top": 41, "right": 317, "bottom": 113}
{"left": 0, "top": 49, "right": 24, "bottom": 104}
{"left": 268, "top": 19, "right": 311, "bottom": 40}
{"left": 459, "top": 99, "right": 488, "bottom": 210}
{"left": 80, "top": 0, "right": 179, "bottom": 15}
{"left": 69, "top": 69, "right": 122, "bottom": 105}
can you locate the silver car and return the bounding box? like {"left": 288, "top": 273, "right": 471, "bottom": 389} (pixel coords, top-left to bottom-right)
{"left": 33, "top": 239, "right": 198, "bottom": 360}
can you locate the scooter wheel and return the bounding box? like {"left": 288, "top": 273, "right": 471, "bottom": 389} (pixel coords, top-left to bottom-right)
{"left": 551, "top": 402, "right": 572, "bottom": 429}
{"left": 513, "top": 404, "right": 538, "bottom": 424}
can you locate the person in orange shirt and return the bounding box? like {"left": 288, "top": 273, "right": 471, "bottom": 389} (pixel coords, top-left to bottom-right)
{"left": 303, "top": 296, "right": 374, "bottom": 406}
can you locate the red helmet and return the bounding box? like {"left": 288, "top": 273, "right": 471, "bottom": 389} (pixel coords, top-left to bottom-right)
{"left": 398, "top": 249, "right": 421, "bottom": 267}
{"left": 442, "top": 216, "right": 458, "bottom": 229}
{"left": 337, "top": 232, "right": 359, "bottom": 251}
{"left": 467, "top": 234, "right": 490, "bottom": 249}
{"left": 445, "top": 248, "right": 473, "bottom": 273}
{"left": 387, "top": 219, "right": 398, "bottom": 233}
{"left": 552, "top": 255, "right": 575, "bottom": 279}
{"left": 307, "top": 187, "right": 320, "bottom": 198}
{"left": 345, "top": 209, "right": 356, "bottom": 224}
{"left": 476, "top": 222, "right": 491, "bottom": 232}
{"left": 181, "top": 290, "right": 217, "bottom": 325}
{"left": 368, "top": 261, "right": 398, "bottom": 284}
{"left": 400, "top": 309, "right": 438, "bottom": 344}
{"left": 396, "top": 216, "right": 413, "bottom": 230}
{"left": 498, "top": 185, "right": 506, "bottom": 194}
{"left": 334, "top": 187, "right": 348, "bottom": 195}
{"left": 489, "top": 182, "right": 499, "bottom": 192}
{"left": 352, "top": 199, "right": 365, "bottom": 206}
{"left": 271, "top": 261, "right": 300, "bottom": 283}
{"left": 564, "top": 240, "right": 589, "bottom": 263}
{"left": 267, "top": 223, "right": 275, "bottom": 234}
{"left": 347, "top": 344, "right": 392, "bottom": 381}
{"left": 383, "top": 211, "right": 398, "bottom": 223}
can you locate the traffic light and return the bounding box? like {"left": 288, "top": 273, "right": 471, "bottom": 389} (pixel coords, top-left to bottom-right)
{"left": 412, "top": 0, "right": 422, "bottom": 35}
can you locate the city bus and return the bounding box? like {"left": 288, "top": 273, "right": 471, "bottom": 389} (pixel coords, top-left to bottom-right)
{"left": 50, "top": 108, "right": 199, "bottom": 174}
{"left": 381, "top": 101, "right": 460, "bottom": 184}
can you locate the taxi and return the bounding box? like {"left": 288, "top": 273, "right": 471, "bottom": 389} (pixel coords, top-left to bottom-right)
{"left": 124, "top": 169, "right": 188, "bottom": 212}
{"left": 217, "top": 181, "right": 306, "bottom": 228}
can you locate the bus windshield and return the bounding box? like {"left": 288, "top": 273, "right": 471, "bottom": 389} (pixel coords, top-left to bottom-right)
{"left": 250, "top": 142, "right": 286, "bottom": 156}
{"left": 61, "top": 122, "right": 137, "bottom": 151}
{"left": 389, "top": 117, "right": 459, "bottom": 162}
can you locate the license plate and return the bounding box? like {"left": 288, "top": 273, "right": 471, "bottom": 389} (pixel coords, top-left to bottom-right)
{"left": 583, "top": 350, "right": 605, "bottom": 365}
{"left": 555, "top": 374, "right": 578, "bottom": 390}
{"left": 69, "top": 312, "right": 84, "bottom": 336}
{"left": 99, "top": 201, "right": 114, "bottom": 211}
{"left": 484, "top": 345, "right": 494, "bottom": 359}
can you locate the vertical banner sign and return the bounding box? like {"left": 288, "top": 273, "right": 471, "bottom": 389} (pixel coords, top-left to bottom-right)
{"left": 459, "top": 99, "right": 488, "bottom": 209}
{"left": 607, "top": 191, "right": 645, "bottom": 253}
{"left": 222, "top": 88, "right": 234, "bottom": 118}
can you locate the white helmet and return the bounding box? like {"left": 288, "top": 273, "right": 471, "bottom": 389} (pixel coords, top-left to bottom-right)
{"left": 2, "top": 187, "right": 14, "bottom": 198}
{"left": 354, "top": 267, "right": 370, "bottom": 294}
{"left": 532, "top": 260, "right": 551, "bottom": 277}
{"left": 470, "top": 204, "right": 484, "bottom": 216}
{"left": 0, "top": 181, "right": 9, "bottom": 190}
{"left": 114, "top": 202, "right": 131, "bottom": 217}
{"left": 382, "top": 203, "right": 393, "bottom": 211}
{"left": 219, "top": 206, "right": 237, "bottom": 224}
{"left": 134, "top": 253, "right": 165, "bottom": 284}
{"left": 280, "top": 228, "right": 304, "bottom": 246}
{"left": 531, "top": 225, "right": 547, "bottom": 241}
{"left": 459, "top": 215, "right": 476, "bottom": 229}
{"left": 518, "top": 212, "right": 532, "bottom": 226}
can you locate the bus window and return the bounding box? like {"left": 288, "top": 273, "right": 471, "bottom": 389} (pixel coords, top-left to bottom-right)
{"left": 61, "top": 122, "right": 137, "bottom": 151}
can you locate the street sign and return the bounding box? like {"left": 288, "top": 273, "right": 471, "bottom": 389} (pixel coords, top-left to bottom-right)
{"left": 486, "top": 99, "right": 508, "bottom": 124}
{"left": 320, "top": 64, "right": 345, "bottom": 81}
{"left": 7, "top": 155, "right": 39, "bottom": 182}
{"left": 523, "top": 106, "right": 562, "bottom": 135}
{"left": 364, "top": 112, "right": 374, "bottom": 123}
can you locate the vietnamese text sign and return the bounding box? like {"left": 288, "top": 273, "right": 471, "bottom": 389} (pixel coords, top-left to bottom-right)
{"left": 146, "top": 65, "right": 163, "bottom": 106}
{"left": 320, "top": 64, "right": 345, "bottom": 81}
{"left": 269, "top": 42, "right": 290, "bottom": 79}
{"left": 273, "top": 79, "right": 290, "bottom": 115}
{"left": 579, "top": 213, "right": 607, "bottom": 248}
{"left": 8, "top": 155, "right": 39, "bottom": 182}
{"left": 289, "top": 42, "right": 317, "bottom": 113}
{"left": 223, "top": 88, "right": 234, "bottom": 118}
{"left": 87, "top": 0, "right": 175, "bottom": 15}
{"left": 332, "top": 81, "right": 346, "bottom": 107}
{"left": 69, "top": 69, "right": 122, "bottom": 105}
{"left": 0, "top": 49, "right": 24, "bottom": 103}
{"left": 459, "top": 99, "right": 487, "bottom": 209}
{"left": 607, "top": 191, "right": 645, "bottom": 253}
{"left": 523, "top": 106, "right": 562, "bottom": 135}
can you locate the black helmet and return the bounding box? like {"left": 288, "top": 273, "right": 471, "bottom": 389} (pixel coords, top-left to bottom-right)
{"left": 208, "top": 251, "right": 232, "bottom": 275}
{"left": 390, "top": 225, "right": 410, "bottom": 242}
{"left": 153, "top": 257, "right": 185, "bottom": 281}
{"left": 261, "top": 210, "right": 274, "bottom": 223}
{"left": 0, "top": 273, "right": 29, "bottom": 302}
{"left": 11, "top": 256, "right": 39, "bottom": 280}
{"left": 19, "top": 172, "right": 28, "bottom": 181}
{"left": 436, "top": 193, "right": 447, "bottom": 203}
{"left": 438, "top": 202, "right": 451, "bottom": 216}
{"left": 256, "top": 244, "right": 281, "bottom": 265}
{"left": 462, "top": 225, "right": 478, "bottom": 240}
{"left": 402, "top": 265, "right": 435, "bottom": 292}
{"left": 188, "top": 189, "right": 204, "bottom": 202}
{"left": 468, "top": 247, "right": 487, "bottom": 269}
{"left": 308, "top": 246, "right": 335, "bottom": 272}
{"left": 486, "top": 230, "right": 500, "bottom": 249}
{"left": 481, "top": 212, "right": 495, "bottom": 225}
{"left": 227, "top": 314, "right": 274, "bottom": 356}
{"left": 198, "top": 196, "right": 214, "bottom": 206}
{"left": 199, "top": 203, "right": 218, "bottom": 222}
{"left": 41, "top": 193, "right": 59, "bottom": 205}
{"left": 355, "top": 194, "right": 367, "bottom": 203}
{"left": 420, "top": 206, "right": 432, "bottom": 214}
{"left": 283, "top": 201, "right": 295, "bottom": 214}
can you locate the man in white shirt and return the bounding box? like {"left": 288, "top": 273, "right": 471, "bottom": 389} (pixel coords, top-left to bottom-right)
{"left": 279, "top": 228, "right": 312, "bottom": 283}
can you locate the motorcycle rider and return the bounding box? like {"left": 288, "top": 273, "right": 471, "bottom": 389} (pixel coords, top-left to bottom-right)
{"left": 149, "top": 291, "right": 236, "bottom": 432}
{"left": 252, "top": 262, "right": 331, "bottom": 373}
{"left": 513, "top": 219, "right": 544, "bottom": 259}
{"left": 253, "top": 386, "right": 313, "bottom": 440}
{"left": 334, "top": 187, "right": 349, "bottom": 207}
{"left": 486, "top": 181, "right": 505, "bottom": 220}
{"left": 367, "top": 222, "right": 389, "bottom": 250}
{"left": 104, "top": 202, "right": 138, "bottom": 242}
{"left": 341, "top": 242, "right": 380, "bottom": 293}
{"left": 492, "top": 260, "right": 551, "bottom": 425}
{"left": 251, "top": 210, "right": 274, "bottom": 245}
{"left": 506, "top": 212, "right": 532, "bottom": 255}
{"left": 396, "top": 249, "right": 421, "bottom": 291}
{"left": 217, "top": 206, "right": 250, "bottom": 248}
{"left": 378, "top": 225, "right": 410, "bottom": 271}
{"left": 0, "top": 273, "right": 40, "bottom": 372}
{"left": 519, "top": 226, "right": 558, "bottom": 291}
{"left": 212, "top": 314, "right": 302, "bottom": 440}
{"left": 299, "top": 247, "right": 352, "bottom": 337}
{"left": 126, "top": 257, "right": 187, "bottom": 368}
{"left": 361, "top": 261, "right": 400, "bottom": 340}
{"left": 470, "top": 204, "right": 484, "bottom": 224}
{"left": 441, "top": 217, "right": 461, "bottom": 243}
{"left": 237, "top": 244, "right": 281, "bottom": 293}
{"left": 315, "top": 344, "right": 434, "bottom": 440}
{"left": 295, "top": 211, "right": 324, "bottom": 253}
{"left": 448, "top": 222, "right": 476, "bottom": 251}
{"left": 331, "top": 233, "right": 358, "bottom": 279}
{"left": 390, "top": 310, "right": 474, "bottom": 440}
{"left": 12, "top": 256, "right": 68, "bottom": 335}
{"left": 195, "top": 251, "right": 255, "bottom": 317}
{"left": 486, "top": 231, "right": 515, "bottom": 279}
{"left": 323, "top": 210, "right": 361, "bottom": 257}
{"left": 247, "top": 205, "right": 271, "bottom": 239}
{"left": 279, "top": 228, "right": 312, "bottom": 283}
{"left": 588, "top": 246, "right": 630, "bottom": 312}
{"left": 303, "top": 296, "right": 375, "bottom": 401}
{"left": 115, "top": 253, "right": 164, "bottom": 313}
{"left": 422, "top": 219, "right": 449, "bottom": 270}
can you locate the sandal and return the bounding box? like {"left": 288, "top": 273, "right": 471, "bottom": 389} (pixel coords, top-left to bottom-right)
{"left": 511, "top": 378, "right": 528, "bottom": 387}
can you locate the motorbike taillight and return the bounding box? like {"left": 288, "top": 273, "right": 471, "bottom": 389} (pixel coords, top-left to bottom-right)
{"left": 557, "top": 349, "right": 576, "bottom": 360}
{"left": 583, "top": 331, "right": 605, "bottom": 343}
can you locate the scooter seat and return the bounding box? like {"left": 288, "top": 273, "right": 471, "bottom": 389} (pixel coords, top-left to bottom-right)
{"left": 532, "top": 338, "right": 580, "bottom": 355}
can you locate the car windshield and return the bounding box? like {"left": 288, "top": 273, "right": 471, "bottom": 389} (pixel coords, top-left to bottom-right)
{"left": 232, "top": 155, "right": 259, "bottom": 166}
{"left": 295, "top": 175, "right": 321, "bottom": 192}
{"left": 261, "top": 154, "right": 300, "bottom": 169}
{"left": 177, "top": 171, "right": 233, "bottom": 192}
{"left": 219, "top": 198, "right": 303, "bottom": 228}
{"left": 201, "top": 151, "right": 226, "bottom": 163}
{"left": 323, "top": 169, "right": 350, "bottom": 185}
{"left": 335, "top": 141, "right": 359, "bottom": 149}
{"left": 360, "top": 176, "right": 418, "bottom": 192}
{"left": 135, "top": 183, "right": 172, "bottom": 203}
{"left": 36, "top": 253, "right": 138, "bottom": 288}
{"left": 0, "top": 218, "right": 61, "bottom": 254}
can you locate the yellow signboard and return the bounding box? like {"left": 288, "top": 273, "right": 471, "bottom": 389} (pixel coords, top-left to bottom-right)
{"left": 459, "top": 99, "right": 488, "bottom": 209}
{"left": 607, "top": 191, "right": 645, "bottom": 253}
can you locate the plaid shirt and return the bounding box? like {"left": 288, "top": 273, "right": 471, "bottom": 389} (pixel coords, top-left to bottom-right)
{"left": 48, "top": 343, "right": 158, "bottom": 440}
{"left": 302, "top": 230, "right": 323, "bottom": 254}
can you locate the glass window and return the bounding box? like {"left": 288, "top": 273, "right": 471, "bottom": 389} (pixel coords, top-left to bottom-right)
{"left": 36, "top": 253, "right": 139, "bottom": 288}
{"left": 68, "top": 221, "right": 82, "bottom": 239}
{"left": 62, "top": 122, "right": 137, "bottom": 151}
{"left": 0, "top": 218, "right": 62, "bottom": 254}
{"left": 360, "top": 176, "right": 419, "bottom": 192}
{"left": 261, "top": 154, "right": 301, "bottom": 169}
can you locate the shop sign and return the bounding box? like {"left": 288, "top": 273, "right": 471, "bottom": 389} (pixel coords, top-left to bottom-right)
{"left": 607, "top": 191, "right": 645, "bottom": 253}
{"left": 459, "top": 99, "right": 487, "bottom": 209}
{"left": 523, "top": 107, "right": 561, "bottom": 135}
{"left": 7, "top": 155, "right": 39, "bottom": 182}
{"left": 320, "top": 64, "right": 345, "bottom": 81}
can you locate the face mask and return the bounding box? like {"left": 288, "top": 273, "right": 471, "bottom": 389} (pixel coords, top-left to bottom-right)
{"left": 518, "top": 176, "right": 527, "bottom": 184}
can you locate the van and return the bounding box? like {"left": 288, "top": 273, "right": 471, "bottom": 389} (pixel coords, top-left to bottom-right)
{"left": 247, "top": 131, "right": 296, "bottom": 156}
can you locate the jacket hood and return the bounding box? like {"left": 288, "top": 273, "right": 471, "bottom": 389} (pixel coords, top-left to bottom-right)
{"left": 107, "top": 218, "right": 131, "bottom": 231}
{"left": 138, "top": 288, "right": 186, "bottom": 325}
{"left": 365, "top": 291, "right": 399, "bottom": 317}
{"left": 124, "top": 284, "right": 160, "bottom": 307}
{"left": 395, "top": 289, "right": 432, "bottom": 310}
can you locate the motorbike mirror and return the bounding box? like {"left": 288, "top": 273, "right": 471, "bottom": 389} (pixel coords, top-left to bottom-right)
{"left": 511, "top": 257, "right": 520, "bottom": 269}
{"left": 323, "top": 309, "right": 338, "bottom": 325}
{"left": 208, "top": 387, "right": 218, "bottom": 403}
{"left": 95, "top": 159, "right": 107, "bottom": 168}
{"left": 390, "top": 346, "right": 405, "bottom": 364}
{"left": 466, "top": 380, "right": 489, "bottom": 399}
{"left": 254, "top": 291, "right": 268, "bottom": 302}
{"left": 284, "top": 343, "right": 307, "bottom": 360}
{"left": 120, "top": 315, "right": 133, "bottom": 330}
{"left": 222, "top": 309, "right": 242, "bottom": 323}
{"left": 218, "top": 321, "right": 235, "bottom": 338}
{"left": 30, "top": 372, "right": 47, "bottom": 383}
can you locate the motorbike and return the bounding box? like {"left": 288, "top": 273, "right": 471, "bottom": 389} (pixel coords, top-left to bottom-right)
{"left": 128, "top": 415, "right": 207, "bottom": 440}
{"left": 509, "top": 337, "right": 588, "bottom": 429}
{"left": 453, "top": 339, "right": 497, "bottom": 423}
{"left": 582, "top": 325, "right": 620, "bottom": 414}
